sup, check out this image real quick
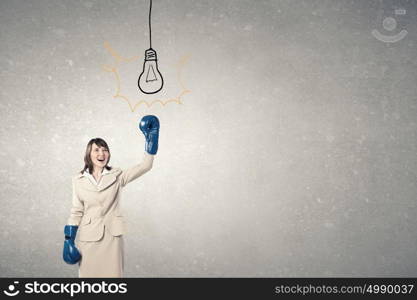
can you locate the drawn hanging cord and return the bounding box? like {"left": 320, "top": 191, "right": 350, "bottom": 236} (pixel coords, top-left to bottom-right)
{"left": 138, "top": 0, "right": 164, "bottom": 94}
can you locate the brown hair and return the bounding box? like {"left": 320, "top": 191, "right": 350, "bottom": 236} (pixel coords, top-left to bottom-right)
{"left": 80, "top": 138, "right": 112, "bottom": 174}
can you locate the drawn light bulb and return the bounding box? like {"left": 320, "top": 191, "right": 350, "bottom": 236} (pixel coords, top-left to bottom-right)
{"left": 138, "top": 48, "right": 164, "bottom": 94}
{"left": 138, "top": 0, "right": 164, "bottom": 94}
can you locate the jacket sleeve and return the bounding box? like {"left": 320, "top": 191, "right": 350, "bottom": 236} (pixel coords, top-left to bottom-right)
{"left": 67, "top": 177, "right": 84, "bottom": 226}
{"left": 120, "top": 152, "right": 154, "bottom": 187}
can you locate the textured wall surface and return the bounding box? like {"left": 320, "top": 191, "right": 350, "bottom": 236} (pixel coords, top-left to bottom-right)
{"left": 1, "top": 0, "right": 416, "bottom": 277}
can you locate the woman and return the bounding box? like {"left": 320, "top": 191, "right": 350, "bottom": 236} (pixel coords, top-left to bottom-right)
{"left": 63, "top": 115, "right": 160, "bottom": 277}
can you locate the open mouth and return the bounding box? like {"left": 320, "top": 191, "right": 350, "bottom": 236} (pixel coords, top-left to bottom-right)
{"left": 97, "top": 159, "right": 105, "bottom": 162}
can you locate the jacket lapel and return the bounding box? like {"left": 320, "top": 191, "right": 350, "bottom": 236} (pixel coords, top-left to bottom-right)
{"left": 76, "top": 168, "right": 122, "bottom": 192}
{"left": 97, "top": 173, "right": 117, "bottom": 191}
{"left": 77, "top": 176, "right": 98, "bottom": 191}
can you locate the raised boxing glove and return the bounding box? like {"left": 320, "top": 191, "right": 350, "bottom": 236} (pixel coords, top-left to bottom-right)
{"left": 139, "top": 115, "right": 160, "bottom": 155}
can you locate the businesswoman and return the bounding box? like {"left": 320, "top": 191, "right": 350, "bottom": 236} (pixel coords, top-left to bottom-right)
{"left": 63, "top": 115, "right": 159, "bottom": 277}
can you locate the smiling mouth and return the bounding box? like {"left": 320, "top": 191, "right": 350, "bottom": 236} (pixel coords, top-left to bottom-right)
{"left": 97, "top": 159, "right": 105, "bottom": 162}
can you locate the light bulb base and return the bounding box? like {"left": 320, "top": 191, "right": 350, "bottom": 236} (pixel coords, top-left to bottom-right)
{"left": 145, "top": 48, "right": 157, "bottom": 61}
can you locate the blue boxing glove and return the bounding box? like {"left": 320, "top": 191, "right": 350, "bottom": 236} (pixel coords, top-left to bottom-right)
{"left": 139, "top": 115, "right": 159, "bottom": 155}
{"left": 63, "top": 225, "right": 81, "bottom": 265}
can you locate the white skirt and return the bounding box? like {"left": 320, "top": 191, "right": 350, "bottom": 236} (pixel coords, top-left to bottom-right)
{"left": 76, "top": 225, "right": 124, "bottom": 278}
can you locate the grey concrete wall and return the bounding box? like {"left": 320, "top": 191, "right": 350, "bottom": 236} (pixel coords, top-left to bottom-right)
{"left": 0, "top": 0, "right": 416, "bottom": 277}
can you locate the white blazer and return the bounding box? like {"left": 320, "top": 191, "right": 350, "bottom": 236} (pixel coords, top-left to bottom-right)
{"left": 67, "top": 152, "right": 154, "bottom": 242}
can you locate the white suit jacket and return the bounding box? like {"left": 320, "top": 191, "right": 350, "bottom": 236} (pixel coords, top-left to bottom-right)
{"left": 67, "top": 152, "right": 154, "bottom": 242}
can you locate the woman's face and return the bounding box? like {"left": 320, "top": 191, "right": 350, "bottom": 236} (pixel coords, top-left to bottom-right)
{"left": 90, "top": 143, "right": 109, "bottom": 171}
